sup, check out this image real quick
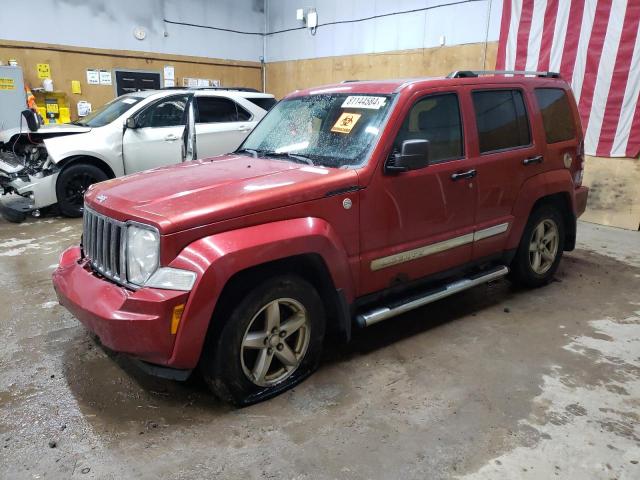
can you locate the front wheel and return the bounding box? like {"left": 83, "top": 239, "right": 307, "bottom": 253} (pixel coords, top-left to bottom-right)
{"left": 201, "top": 275, "right": 326, "bottom": 406}
{"left": 56, "top": 163, "right": 108, "bottom": 217}
{"left": 509, "top": 205, "right": 565, "bottom": 288}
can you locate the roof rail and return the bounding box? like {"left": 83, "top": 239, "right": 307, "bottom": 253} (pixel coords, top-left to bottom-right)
{"left": 447, "top": 70, "right": 560, "bottom": 79}
{"left": 160, "top": 86, "right": 261, "bottom": 92}
{"left": 340, "top": 79, "right": 362, "bottom": 83}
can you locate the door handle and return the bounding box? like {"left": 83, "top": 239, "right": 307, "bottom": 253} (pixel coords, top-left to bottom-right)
{"left": 523, "top": 155, "right": 543, "bottom": 165}
{"left": 164, "top": 134, "right": 179, "bottom": 142}
{"left": 237, "top": 125, "right": 252, "bottom": 132}
{"left": 451, "top": 169, "right": 477, "bottom": 181}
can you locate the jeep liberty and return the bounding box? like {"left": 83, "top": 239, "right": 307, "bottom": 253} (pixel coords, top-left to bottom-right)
{"left": 53, "top": 71, "right": 589, "bottom": 405}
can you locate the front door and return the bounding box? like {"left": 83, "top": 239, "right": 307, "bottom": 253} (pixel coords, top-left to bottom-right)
{"left": 122, "top": 94, "right": 189, "bottom": 174}
{"left": 194, "top": 96, "right": 256, "bottom": 157}
{"left": 358, "top": 92, "right": 477, "bottom": 296}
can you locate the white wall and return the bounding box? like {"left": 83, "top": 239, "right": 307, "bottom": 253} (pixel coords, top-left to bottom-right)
{"left": 0, "top": 0, "right": 265, "bottom": 62}
{"left": 265, "top": 0, "right": 503, "bottom": 62}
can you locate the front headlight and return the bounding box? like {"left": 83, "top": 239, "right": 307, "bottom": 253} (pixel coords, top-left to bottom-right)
{"left": 126, "top": 223, "right": 160, "bottom": 286}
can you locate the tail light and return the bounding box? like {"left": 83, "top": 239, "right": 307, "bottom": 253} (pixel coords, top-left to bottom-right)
{"left": 574, "top": 140, "right": 585, "bottom": 187}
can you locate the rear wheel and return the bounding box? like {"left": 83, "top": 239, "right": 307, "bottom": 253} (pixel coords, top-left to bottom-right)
{"left": 56, "top": 163, "right": 108, "bottom": 217}
{"left": 201, "top": 275, "right": 325, "bottom": 406}
{"left": 509, "top": 204, "right": 565, "bottom": 288}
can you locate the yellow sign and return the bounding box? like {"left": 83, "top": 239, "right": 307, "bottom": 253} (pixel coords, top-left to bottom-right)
{"left": 331, "top": 112, "right": 361, "bottom": 134}
{"left": 71, "top": 80, "right": 82, "bottom": 94}
{"left": 0, "top": 78, "right": 15, "bottom": 90}
{"left": 46, "top": 103, "right": 59, "bottom": 114}
{"left": 37, "top": 63, "right": 51, "bottom": 79}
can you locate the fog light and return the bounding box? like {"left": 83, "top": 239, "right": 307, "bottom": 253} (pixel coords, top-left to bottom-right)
{"left": 171, "top": 304, "right": 185, "bottom": 335}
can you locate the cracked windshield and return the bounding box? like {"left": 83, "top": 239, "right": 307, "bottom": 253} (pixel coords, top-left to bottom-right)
{"left": 239, "top": 93, "right": 393, "bottom": 168}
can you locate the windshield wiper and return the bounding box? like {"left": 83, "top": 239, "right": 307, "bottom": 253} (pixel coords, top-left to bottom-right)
{"left": 235, "top": 148, "right": 259, "bottom": 158}
{"left": 258, "top": 150, "right": 314, "bottom": 166}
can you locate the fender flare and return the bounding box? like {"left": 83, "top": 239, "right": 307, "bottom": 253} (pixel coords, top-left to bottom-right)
{"left": 506, "top": 169, "right": 576, "bottom": 250}
{"left": 166, "top": 217, "right": 355, "bottom": 369}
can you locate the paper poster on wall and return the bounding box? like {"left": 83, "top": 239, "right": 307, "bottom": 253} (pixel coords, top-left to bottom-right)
{"left": 71, "top": 80, "right": 82, "bottom": 94}
{"left": 86, "top": 69, "right": 100, "bottom": 85}
{"left": 163, "top": 65, "right": 175, "bottom": 80}
{"left": 77, "top": 101, "right": 92, "bottom": 117}
{"left": 164, "top": 79, "right": 175, "bottom": 87}
{"left": 99, "top": 70, "right": 112, "bottom": 85}
{"left": 37, "top": 63, "right": 51, "bottom": 79}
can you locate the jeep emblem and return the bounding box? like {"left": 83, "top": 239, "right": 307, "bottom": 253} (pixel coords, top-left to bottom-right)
{"left": 343, "top": 198, "right": 352, "bottom": 210}
{"left": 96, "top": 194, "right": 108, "bottom": 203}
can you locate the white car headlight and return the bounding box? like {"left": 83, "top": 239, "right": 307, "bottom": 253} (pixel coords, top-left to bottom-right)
{"left": 126, "top": 223, "right": 160, "bottom": 286}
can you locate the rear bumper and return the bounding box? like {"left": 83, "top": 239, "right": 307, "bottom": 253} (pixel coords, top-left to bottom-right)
{"left": 52, "top": 246, "right": 190, "bottom": 366}
{"left": 575, "top": 186, "right": 589, "bottom": 218}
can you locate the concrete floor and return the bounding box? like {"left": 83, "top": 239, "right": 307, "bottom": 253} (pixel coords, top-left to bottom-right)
{"left": 0, "top": 214, "right": 638, "bottom": 480}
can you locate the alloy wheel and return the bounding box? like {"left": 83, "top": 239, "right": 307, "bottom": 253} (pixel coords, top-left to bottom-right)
{"left": 528, "top": 218, "right": 559, "bottom": 275}
{"left": 240, "top": 298, "right": 311, "bottom": 387}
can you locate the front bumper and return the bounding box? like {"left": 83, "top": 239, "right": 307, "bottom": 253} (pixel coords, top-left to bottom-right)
{"left": 52, "top": 246, "right": 190, "bottom": 366}
{"left": 0, "top": 169, "right": 59, "bottom": 210}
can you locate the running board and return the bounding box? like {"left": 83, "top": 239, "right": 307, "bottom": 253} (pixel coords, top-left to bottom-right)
{"left": 356, "top": 265, "right": 510, "bottom": 328}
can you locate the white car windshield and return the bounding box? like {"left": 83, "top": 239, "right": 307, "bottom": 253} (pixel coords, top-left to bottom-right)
{"left": 74, "top": 96, "right": 144, "bottom": 127}
{"left": 239, "top": 93, "right": 393, "bottom": 168}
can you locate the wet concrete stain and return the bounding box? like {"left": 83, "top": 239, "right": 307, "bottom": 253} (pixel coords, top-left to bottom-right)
{"left": 0, "top": 216, "right": 639, "bottom": 479}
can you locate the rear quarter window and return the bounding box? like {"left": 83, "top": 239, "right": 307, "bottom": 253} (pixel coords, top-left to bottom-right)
{"left": 472, "top": 89, "right": 531, "bottom": 153}
{"left": 534, "top": 88, "right": 576, "bottom": 143}
{"left": 246, "top": 97, "right": 277, "bottom": 111}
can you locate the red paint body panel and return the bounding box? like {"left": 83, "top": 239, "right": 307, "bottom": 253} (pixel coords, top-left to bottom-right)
{"left": 52, "top": 75, "right": 589, "bottom": 371}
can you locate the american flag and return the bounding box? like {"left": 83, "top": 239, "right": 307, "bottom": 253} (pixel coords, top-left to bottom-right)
{"left": 496, "top": 0, "right": 640, "bottom": 158}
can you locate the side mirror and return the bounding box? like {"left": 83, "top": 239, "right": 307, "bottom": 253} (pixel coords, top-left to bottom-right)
{"left": 125, "top": 117, "right": 138, "bottom": 129}
{"left": 385, "top": 139, "right": 431, "bottom": 173}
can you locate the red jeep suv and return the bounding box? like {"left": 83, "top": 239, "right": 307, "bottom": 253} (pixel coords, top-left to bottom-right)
{"left": 53, "top": 71, "right": 588, "bottom": 405}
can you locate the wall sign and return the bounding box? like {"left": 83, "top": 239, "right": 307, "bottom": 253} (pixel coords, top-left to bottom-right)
{"left": 37, "top": 63, "right": 51, "bottom": 79}
{"left": 99, "top": 70, "right": 112, "bottom": 85}
{"left": 86, "top": 69, "right": 100, "bottom": 85}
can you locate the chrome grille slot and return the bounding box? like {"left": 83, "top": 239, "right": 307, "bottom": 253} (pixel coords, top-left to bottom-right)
{"left": 82, "top": 207, "right": 126, "bottom": 284}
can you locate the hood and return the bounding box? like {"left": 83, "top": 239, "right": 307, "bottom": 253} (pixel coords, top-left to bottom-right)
{"left": 85, "top": 154, "right": 359, "bottom": 234}
{"left": 0, "top": 123, "right": 91, "bottom": 144}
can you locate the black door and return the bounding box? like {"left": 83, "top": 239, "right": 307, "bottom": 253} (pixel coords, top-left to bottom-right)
{"left": 115, "top": 71, "right": 161, "bottom": 96}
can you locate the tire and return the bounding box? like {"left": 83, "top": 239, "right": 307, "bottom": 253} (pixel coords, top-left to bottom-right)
{"left": 509, "top": 204, "right": 565, "bottom": 288}
{"left": 0, "top": 205, "right": 27, "bottom": 223}
{"left": 56, "top": 163, "right": 108, "bottom": 218}
{"left": 201, "top": 275, "right": 326, "bottom": 406}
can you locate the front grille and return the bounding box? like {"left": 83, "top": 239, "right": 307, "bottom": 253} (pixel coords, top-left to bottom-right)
{"left": 82, "top": 207, "right": 126, "bottom": 284}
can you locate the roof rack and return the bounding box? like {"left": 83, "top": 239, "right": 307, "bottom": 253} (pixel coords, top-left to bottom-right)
{"left": 340, "top": 79, "right": 362, "bottom": 83}
{"left": 160, "top": 86, "right": 260, "bottom": 92}
{"left": 447, "top": 70, "right": 560, "bottom": 79}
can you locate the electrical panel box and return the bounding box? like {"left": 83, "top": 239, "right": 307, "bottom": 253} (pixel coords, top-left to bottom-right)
{"left": 0, "top": 66, "right": 26, "bottom": 134}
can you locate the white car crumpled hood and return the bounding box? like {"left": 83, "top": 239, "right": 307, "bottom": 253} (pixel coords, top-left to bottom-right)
{"left": 0, "top": 123, "right": 91, "bottom": 144}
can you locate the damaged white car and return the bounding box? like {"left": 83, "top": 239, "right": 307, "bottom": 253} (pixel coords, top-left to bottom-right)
{"left": 0, "top": 87, "right": 275, "bottom": 222}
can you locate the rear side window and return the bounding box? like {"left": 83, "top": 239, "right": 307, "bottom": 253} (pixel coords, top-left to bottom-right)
{"left": 472, "top": 90, "right": 531, "bottom": 153}
{"left": 535, "top": 88, "right": 576, "bottom": 143}
{"left": 196, "top": 97, "right": 240, "bottom": 123}
{"left": 245, "top": 97, "right": 277, "bottom": 111}
{"left": 394, "top": 93, "right": 463, "bottom": 162}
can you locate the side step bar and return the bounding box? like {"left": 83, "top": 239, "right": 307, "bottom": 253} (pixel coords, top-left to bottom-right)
{"left": 356, "top": 265, "right": 509, "bottom": 328}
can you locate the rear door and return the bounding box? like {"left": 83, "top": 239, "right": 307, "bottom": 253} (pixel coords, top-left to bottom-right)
{"left": 467, "top": 86, "right": 541, "bottom": 260}
{"left": 194, "top": 95, "right": 255, "bottom": 157}
{"left": 122, "top": 94, "right": 189, "bottom": 173}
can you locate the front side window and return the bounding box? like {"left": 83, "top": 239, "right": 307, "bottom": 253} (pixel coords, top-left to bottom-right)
{"left": 473, "top": 90, "right": 531, "bottom": 153}
{"left": 73, "top": 95, "right": 144, "bottom": 127}
{"left": 535, "top": 88, "right": 576, "bottom": 143}
{"left": 196, "top": 97, "right": 244, "bottom": 123}
{"left": 394, "top": 93, "right": 463, "bottom": 163}
{"left": 137, "top": 95, "right": 188, "bottom": 128}
{"left": 240, "top": 93, "right": 393, "bottom": 168}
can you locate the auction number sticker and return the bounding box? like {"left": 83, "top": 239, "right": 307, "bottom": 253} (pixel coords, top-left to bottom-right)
{"left": 341, "top": 96, "right": 386, "bottom": 109}
{"left": 331, "top": 112, "right": 361, "bottom": 134}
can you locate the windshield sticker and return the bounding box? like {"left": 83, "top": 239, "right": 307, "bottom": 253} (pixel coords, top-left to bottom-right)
{"left": 341, "top": 96, "right": 386, "bottom": 109}
{"left": 331, "top": 112, "right": 361, "bottom": 134}
{"left": 121, "top": 98, "right": 137, "bottom": 104}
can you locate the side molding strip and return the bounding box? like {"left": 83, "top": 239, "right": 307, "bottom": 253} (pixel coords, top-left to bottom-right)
{"left": 370, "top": 222, "right": 509, "bottom": 271}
